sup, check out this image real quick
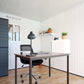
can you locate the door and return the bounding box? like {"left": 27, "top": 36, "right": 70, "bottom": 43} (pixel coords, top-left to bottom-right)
{"left": 0, "top": 18, "right": 8, "bottom": 77}
{"left": 0, "top": 48, "right": 8, "bottom": 76}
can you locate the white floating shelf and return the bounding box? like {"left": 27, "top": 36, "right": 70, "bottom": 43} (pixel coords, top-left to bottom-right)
{"left": 39, "top": 33, "right": 55, "bottom": 36}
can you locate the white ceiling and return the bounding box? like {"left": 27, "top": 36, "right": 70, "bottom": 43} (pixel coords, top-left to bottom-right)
{"left": 0, "top": 0, "right": 84, "bottom": 22}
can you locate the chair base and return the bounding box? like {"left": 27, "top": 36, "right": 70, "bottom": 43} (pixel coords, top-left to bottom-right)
{"left": 20, "top": 73, "right": 41, "bottom": 84}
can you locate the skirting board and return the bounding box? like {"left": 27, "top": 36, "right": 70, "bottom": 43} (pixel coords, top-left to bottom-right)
{"left": 43, "top": 64, "right": 84, "bottom": 78}
{"left": 9, "top": 66, "right": 29, "bottom": 71}
{"left": 9, "top": 65, "right": 84, "bottom": 78}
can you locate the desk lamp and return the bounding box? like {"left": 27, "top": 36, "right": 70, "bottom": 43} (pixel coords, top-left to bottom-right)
{"left": 27, "top": 31, "right": 36, "bottom": 55}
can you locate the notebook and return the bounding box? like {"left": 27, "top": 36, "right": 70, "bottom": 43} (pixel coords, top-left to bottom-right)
{"left": 26, "top": 51, "right": 49, "bottom": 57}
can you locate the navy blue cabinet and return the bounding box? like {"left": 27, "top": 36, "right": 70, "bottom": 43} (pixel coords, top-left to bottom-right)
{"left": 0, "top": 18, "right": 8, "bottom": 77}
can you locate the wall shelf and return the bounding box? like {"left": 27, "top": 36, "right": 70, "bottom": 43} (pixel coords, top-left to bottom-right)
{"left": 39, "top": 33, "right": 55, "bottom": 36}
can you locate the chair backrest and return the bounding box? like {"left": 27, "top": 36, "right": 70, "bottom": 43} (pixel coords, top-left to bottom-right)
{"left": 20, "top": 45, "right": 33, "bottom": 64}
{"left": 20, "top": 45, "right": 33, "bottom": 53}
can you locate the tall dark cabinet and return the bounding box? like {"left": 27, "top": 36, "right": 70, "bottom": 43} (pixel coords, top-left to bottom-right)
{"left": 0, "top": 18, "right": 8, "bottom": 77}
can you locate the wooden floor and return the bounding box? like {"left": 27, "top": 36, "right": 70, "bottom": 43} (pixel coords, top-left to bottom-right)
{"left": 0, "top": 66, "right": 84, "bottom": 84}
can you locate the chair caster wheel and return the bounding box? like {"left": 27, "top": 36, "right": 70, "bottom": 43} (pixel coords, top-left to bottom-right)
{"left": 35, "top": 81, "right": 37, "bottom": 84}
{"left": 39, "top": 76, "right": 41, "bottom": 79}
{"left": 20, "top": 75, "right": 23, "bottom": 78}
{"left": 21, "top": 80, "right": 24, "bottom": 83}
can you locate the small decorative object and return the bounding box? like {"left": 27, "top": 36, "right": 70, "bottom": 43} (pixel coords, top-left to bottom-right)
{"left": 39, "top": 30, "right": 48, "bottom": 35}
{"left": 54, "top": 37, "right": 58, "bottom": 40}
{"left": 48, "top": 28, "right": 52, "bottom": 33}
{"left": 62, "top": 32, "right": 67, "bottom": 39}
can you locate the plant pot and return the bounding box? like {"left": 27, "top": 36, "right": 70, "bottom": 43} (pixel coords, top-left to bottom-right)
{"left": 48, "top": 29, "right": 52, "bottom": 33}
{"left": 39, "top": 64, "right": 42, "bottom": 67}
{"left": 62, "top": 35, "right": 67, "bottom": 39}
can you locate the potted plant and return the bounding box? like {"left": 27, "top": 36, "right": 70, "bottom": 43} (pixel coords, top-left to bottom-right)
{"left": 48, "top": 28, "right": 52, "bottom": 33}
{"left": 62, "top": 32, "right": 67, "bottom": 39}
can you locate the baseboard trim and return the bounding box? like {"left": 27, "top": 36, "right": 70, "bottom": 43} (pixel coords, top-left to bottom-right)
{"left": 43, "top": 65, "right": 84, "bottom": 78}
{"left": 9, "top": 66, "right": 29, "bottom": 71}
{"left": 9, "top": 65, "right": 84, "bottom": 78}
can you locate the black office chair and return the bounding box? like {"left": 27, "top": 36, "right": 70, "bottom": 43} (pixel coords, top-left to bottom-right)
{"left": 20, "top": 45, "right": 43, "bottom": 84}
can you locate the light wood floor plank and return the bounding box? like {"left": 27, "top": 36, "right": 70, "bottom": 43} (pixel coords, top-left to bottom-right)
{"left": 0, "top": 66, "right": 84, "bottom": 84}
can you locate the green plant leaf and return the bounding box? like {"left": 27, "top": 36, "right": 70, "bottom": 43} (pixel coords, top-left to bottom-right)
{"left": 48, "top": 28, "right": 52, "bottom": 30}
{"left": 62, "top": 32, "right": 67, "bottom": 35}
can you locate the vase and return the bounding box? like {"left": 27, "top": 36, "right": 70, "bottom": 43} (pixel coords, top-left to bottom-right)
{"left": 48, "top": 29, "right": 52, "bottom": 33}
{"left": 62, "top": 35, "right": 67, "bottom": 39}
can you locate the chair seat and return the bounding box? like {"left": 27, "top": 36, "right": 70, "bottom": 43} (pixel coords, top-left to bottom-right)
{"left": 32, "top": 60, "right": 43, "bottom": 66}
{"left": 20, "top": 58, "right": 43, "bottom": 66}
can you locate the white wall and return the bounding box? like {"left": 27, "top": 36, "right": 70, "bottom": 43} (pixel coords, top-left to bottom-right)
{"left": 1, "top": 2, "right": 84, "bottom": 77}
{"left": 0, "top": 12, "right": 41, "bottom": 70}
{"left": 41, "top": 3, "right": 84, "bottom": 77}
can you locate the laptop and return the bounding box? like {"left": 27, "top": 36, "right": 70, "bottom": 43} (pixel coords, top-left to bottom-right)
{"left": 26, "top": 51, "right": 49, "bottom": 57}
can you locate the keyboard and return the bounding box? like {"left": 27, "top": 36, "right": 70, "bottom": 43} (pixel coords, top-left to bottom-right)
{"left": 26, "top": 51, "right": 49, "bottom": 57}
{"left": 33, "top": 52, "right": 49, "bottom": 55}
